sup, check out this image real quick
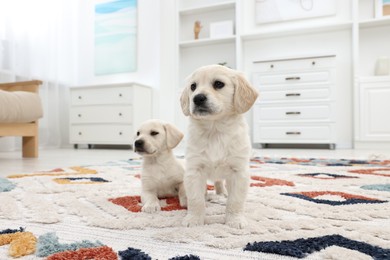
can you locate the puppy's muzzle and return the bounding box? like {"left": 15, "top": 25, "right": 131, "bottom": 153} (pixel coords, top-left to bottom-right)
{"left": 193, "top": 94, "right": 207, "bottom": 106}
{"left": 193, "top": 94, "right": 211, "bottom": 115}
{"left": 134, "top": 139, "right": 145, "bottom": 152}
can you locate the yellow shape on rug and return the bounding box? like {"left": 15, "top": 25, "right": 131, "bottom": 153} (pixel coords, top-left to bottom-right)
{"left": 0, "top": 231, "right": 37, "bottom": 257}
{"left": 7, "top": 166, "right": 97, "bottom": 179}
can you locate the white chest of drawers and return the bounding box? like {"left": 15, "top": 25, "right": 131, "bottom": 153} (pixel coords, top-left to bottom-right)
{"left": 69, "top": 83, "right": 152, "bottom": 148}
{"left": 252, "top": 55, "right": 337, "bottom": 149}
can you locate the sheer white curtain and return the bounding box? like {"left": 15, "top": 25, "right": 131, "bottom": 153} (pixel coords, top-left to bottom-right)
{"left": 0, "top": 0, "right": 79, "bottom": 151}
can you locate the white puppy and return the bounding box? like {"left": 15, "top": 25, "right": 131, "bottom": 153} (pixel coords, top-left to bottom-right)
{"left": 180, "top": 65, "right": 258, "bottom": 228}
{"left": 134, "top": 119, "right": 187, "bottom": 213}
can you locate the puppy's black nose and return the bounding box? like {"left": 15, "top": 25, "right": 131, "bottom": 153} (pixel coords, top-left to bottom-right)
{"left": 134, "top": 139, "right": 144, "bottom": 148}
{"left": 193, "top": 94, "right": 207, "bottom": 106}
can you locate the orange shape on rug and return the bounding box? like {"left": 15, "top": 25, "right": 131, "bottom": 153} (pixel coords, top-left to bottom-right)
{"left": 109, "top": 195, "right": 186, "bottom": 212}
{"left": 250, "top": 176, "right": 295, "bottom": 187}
{"left": 348, "top": 168, "right": 390, "bottom": 177}
{"left": 47, "top": 246, "right": 117, "bottom": 260}
{"left": 0, "top": 232, "right": 37, "bottom": 258}
{"left": 298, "top": 191, "right": 380, "bottom": 201}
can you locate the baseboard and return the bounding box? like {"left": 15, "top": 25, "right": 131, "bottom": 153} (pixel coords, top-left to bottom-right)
{"left": 253, "top": 143, "right": 336, "bottom": 149}
{"left": 354, "top": 141, "right": 390, "bottom": 150}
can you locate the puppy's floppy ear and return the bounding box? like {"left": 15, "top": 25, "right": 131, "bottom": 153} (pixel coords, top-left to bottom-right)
{"left": 233, "top": 72, "right": 259, "bottom": 114}
{"left": 164, "top": 123, "right": 184, "bottom": 149}
{"left": 180, "top": 87, "right": 190, "bottom": 116}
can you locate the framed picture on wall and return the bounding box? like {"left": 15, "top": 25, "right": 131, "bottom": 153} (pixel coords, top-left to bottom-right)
{"left": 375, "top": 0, "right": 390, "bottom": 18}
{"left": 94, "top": 0, "right": 137, "bottom": 76}
{"left": 255, "top": 0, "right": 336, "bottom": 24}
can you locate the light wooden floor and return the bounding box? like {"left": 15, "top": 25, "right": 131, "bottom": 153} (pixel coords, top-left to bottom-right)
{"left": 1, "top": 147, "right": 389, "bottom": 177}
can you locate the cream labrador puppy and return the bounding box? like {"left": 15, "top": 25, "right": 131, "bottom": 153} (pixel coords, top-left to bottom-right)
{"left": 134, "top": 119, "right": 187, "bottom": 213}
{"left": 180, "top": 65, "right": 258, "bottom": 228}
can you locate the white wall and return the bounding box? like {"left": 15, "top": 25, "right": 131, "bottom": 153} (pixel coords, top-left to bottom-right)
{"left": 159, "top": 0, "right": 178, "bottom": 123}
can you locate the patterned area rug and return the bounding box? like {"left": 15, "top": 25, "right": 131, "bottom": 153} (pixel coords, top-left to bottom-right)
{"left": 1, "top": 157, "right": 390, "bottom": 259}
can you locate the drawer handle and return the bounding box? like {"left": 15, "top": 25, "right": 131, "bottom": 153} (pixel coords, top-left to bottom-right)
{"left": 286, "top": 111, "right": 301, "bottom": 115}
{"left": 285, "top": 77, "right": 301, "bottom": 81}
{"left": 286, "top": 131, "right": 301, "bottom": 135}
{"left": 286, "top": 93, "right": 301, "bottom": 97}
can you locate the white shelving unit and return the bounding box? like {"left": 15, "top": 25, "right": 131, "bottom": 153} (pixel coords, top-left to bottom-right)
{"left": 175, "top": 0, "right": 390, "bottom": 149}
{"left": 176, "top": 0, "right": 238, "bottom": 132}
{"left": 353, "top": 0, "right": 390, "bottom": 148}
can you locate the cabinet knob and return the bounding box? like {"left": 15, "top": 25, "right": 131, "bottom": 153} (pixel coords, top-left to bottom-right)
{"left": 285, "top": 77, "right": 301, "bottom": 81}
{"left": 78, "top": 132, "right": 82, "bottom": 135}
{"left": 286, "top": 93, "right": 301, "bottom": 97}
{"left": 119, "top": 93, "right": 123, "bottom": 97}
{"left": 119, "top": 132, "right": 123, "bottom": 135}
{"left": 78, "top": 96, "right": 82, "bottom": 99}
{"left": 270, "top": 64, "right": 274, "bottom": 68}
{"left": 312, "top": 61, "right": 316, "bottom": 66}
{"left": 119, "top": 113, "right": 122, "bottom": 116}
{"left": 286, "top": 111, "right": 301, "bottom": 115}
{"left": 78, "top": 114, "right": 82, "bottom": 117}
{"left": 286, "top": 132, "right": 301, "bottom": 135}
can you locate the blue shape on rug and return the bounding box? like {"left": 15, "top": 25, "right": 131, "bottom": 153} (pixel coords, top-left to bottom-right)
{"left": 0, "top": 178, "right": 16, "bottom": 192}
{"left": 0, "top": 227, "right": 24, "bottom": 235}
{"left": 361, "top": 184, "right": 390, "bottom": 192}
{"left": 169, "top": 255, "right": 201, "bottom": 260}
{"left": 119, "top": 247, "right": 152, "bottom": 260}
{"left": 36, "top": 232, "right": 103, "bottom": 257}
{"left": 244, "top": 234, "right": 390, "bottom": 259}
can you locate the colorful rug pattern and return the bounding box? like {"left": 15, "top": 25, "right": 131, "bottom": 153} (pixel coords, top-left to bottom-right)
{"left": 0, "top": 157, "right": 389, "bottom": 259}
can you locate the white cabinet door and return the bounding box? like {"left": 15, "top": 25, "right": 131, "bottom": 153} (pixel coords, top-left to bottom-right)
{"left": 360, "top": 80, "right": 390, "bottom": 141}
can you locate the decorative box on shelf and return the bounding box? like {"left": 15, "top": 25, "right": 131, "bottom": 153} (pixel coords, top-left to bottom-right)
{"left": 69, "top": 82, "right": 152, "bottom": 149}
{"left": 251, "top": 55, "right": 337, "bottom": 149}
{"left": 210, "top": 20, "right": 234, "bottom": 39}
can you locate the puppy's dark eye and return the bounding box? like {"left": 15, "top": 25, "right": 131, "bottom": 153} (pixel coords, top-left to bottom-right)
{"left": 150, "top": 131, "right": 159, "bottom": 136}
{"left": 136, "top": 132, "right": 140, "bottom": 136}
{"left": 190, "top": 83, "right": 197, "bottom": 91}
{"left": 213, "top": 80, "right": 225, "bottom": 89}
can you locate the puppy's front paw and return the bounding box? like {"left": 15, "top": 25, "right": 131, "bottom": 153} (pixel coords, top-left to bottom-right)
{"left": 179, "top": 195, "right": 187, "bottom": 207}
{"left": 141, "top": 202, "right": 161, "bottom": 213}
{"left": 182, "top": 214, "right": 204, "bottom": 227}
{"left": 225, "top": 214, "right": 247, "bottom": 229}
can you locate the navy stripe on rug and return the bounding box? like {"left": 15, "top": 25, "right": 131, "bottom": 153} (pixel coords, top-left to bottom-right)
{"left": 0, "top": 227, "right": 24, "bottom": 235}
{"left": 244, "top": 234, "right": 390, "bottom": 259}
{"left": 169, "top": 255, "right": 201, "bottom": 260}
{"left": 119, "top": 247, "right": 152, "bottom": 260}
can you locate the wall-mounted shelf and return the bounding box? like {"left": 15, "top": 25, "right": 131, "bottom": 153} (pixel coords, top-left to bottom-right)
{"left": 359, "top": 76, "right": 390, "bottom": 83}
{"left": 359, "top": 16, "right": 390, "bottom": 28}
{"left": 179, "top": 1, "right": 235, "bottom": 16}
{"left": 179, "top": 36, "right": 236, "bottom": 48}
{"left": 241, "top": 22, "right": 352, "bottom": 41}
